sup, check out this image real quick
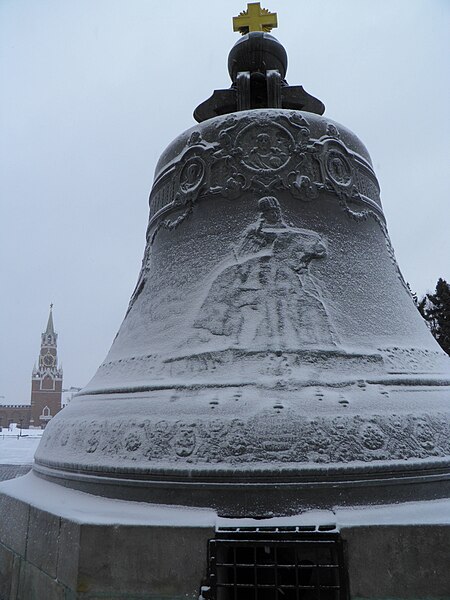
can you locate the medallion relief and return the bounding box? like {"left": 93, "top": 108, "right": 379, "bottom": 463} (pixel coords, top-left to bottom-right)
{"left": 174, "top": 423, "right": 197, "bottom": 457}
{"left": 325, "top": 149, "right": 353, "bottom": 187}
{"left": 235, "top": 122, "right": 292, "bottom": 172}
{"left": 178, "top": 156, "right": 206, "bottom": 195}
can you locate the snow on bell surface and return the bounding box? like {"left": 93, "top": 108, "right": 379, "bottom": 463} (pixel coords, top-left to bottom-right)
{"left": 34, "top": 31, "right": 450, "bottom": 516}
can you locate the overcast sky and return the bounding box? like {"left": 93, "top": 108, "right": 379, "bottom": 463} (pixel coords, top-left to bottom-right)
{"left": 1, "top": 0, "right": 449, "bottom": 403}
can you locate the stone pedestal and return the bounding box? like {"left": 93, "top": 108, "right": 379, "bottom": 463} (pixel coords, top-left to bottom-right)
{"left": 0, "top": 473, "right": 215, "bottom": 600}
{"left": 1, "top": 472, "right": 449, "bottom": 599}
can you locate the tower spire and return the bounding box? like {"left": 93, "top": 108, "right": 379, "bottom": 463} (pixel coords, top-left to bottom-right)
{"left": 45, "top": 303, "right": 55, "bottom": 335}
{"left": 31, "top": 304, "right": 63, "bottom": 428}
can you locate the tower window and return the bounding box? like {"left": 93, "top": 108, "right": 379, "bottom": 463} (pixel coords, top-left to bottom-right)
{"left": 40, "top": 406, "right": 52, "bottom": 421}
{"left": 204, "top": 526, "right": 348, "bottom": 600}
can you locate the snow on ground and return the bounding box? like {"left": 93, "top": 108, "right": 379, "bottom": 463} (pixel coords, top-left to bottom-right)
{"left": 0, "top": 426, "right": 42, "bottom": 465}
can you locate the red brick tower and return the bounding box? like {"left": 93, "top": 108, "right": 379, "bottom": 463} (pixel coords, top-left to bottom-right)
{"left": 30, "top": 305, "right": 63, "bottom": 428}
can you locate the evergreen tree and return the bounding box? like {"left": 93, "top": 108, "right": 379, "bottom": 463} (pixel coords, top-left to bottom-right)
{"left": 417, "top": 295, "right": 428, "bottom": 321}
{"left": 408, "top": 281, "right": 429, "bottom": 322}
{"left": 425, "top": 278, "right": 450, "bottom": 356}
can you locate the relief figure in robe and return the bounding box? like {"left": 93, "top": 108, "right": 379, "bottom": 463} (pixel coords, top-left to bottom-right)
{"left": 194, "top": 196, "right": 337, "bottom": 348}
{"left": 246, "top": 133, "right": 289, "bottom": 170}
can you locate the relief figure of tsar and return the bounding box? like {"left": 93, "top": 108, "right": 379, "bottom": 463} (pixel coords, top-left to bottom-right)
{"left": 194, "top": 196, "right": 337, "bottom": 348}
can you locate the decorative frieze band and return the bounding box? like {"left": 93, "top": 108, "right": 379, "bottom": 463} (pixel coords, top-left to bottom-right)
{"left": 38, "top": 410, "right": 450, "bottom": 469}
{"left": 148, "top": 112, "right": 382, "bottom": 230}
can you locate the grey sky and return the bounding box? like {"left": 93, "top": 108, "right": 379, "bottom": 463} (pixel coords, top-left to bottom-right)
{"left": 1, "top": 0, "right": 449, "bottom": 403}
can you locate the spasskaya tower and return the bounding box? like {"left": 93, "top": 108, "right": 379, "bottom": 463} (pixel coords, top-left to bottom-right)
{"left": 30, "top": 305, "right": 63, "bottom": 428}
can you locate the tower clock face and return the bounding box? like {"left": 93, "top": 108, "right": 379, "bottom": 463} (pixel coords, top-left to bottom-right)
{"left": 43, "top": 353, "right": 55, "bottom": 367}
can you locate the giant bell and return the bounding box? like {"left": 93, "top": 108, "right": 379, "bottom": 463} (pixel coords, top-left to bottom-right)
{"left": 34, "top": 32, "right": 450, "bottom": 516}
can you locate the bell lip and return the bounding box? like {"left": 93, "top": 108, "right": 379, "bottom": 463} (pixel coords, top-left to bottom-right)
{"left": 32, "top": 460, "right": 450, "bottom": 515}
{"left": 33, "top": 456, "right": 450, "bottom": 486}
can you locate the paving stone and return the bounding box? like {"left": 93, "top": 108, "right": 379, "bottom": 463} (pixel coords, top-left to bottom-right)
{"left": 0, "top": 466, "right": 32, "bottom": 483}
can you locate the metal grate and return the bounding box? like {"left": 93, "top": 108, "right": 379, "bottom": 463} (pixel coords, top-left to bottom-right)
{"left": 204, "top": 526, "right": 348, "bottom": 600}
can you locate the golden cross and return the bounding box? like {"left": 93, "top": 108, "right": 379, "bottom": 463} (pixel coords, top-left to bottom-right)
{"left": 233, "top": 2, "right": 278, "bottom": 35}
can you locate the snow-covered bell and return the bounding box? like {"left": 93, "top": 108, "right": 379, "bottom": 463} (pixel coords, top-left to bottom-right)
{"left": 34, "top": 34, "right": 450, "bottom": 516}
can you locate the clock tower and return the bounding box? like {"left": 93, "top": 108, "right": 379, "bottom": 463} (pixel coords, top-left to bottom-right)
{"left": 30, "top": 305, "right": 63, "bottom": 428}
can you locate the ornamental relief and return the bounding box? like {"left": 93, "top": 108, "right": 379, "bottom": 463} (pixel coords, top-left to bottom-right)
{"left": 178, "top": 156, "right": 206, "bottom": 195}
{"left": 312, "top": 137, "right": 358, "bottom": 200}
{"left": 38, "top": 412, "right": 450, "bottom": 468}
{"left": 235, "top": 122, "right": 293, "bottom": 172}
{"left": 147, "top": 112, "right": 382, "bottom": 243}
{"left": 147, "top": 131, "right": 216, "bottom": 231}
{"left": 326, "top": 150, "right": 353, "bottom": 187}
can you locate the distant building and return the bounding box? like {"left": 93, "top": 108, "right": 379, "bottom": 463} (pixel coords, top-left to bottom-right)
{"left": 30, "top": 305, "right": 64, "bottom": 428}
{"left": 0, "top": 403, "right": 30, "bottom": 431}
{"left": 0, "top": 306, "right": 68, "bottom": 430}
